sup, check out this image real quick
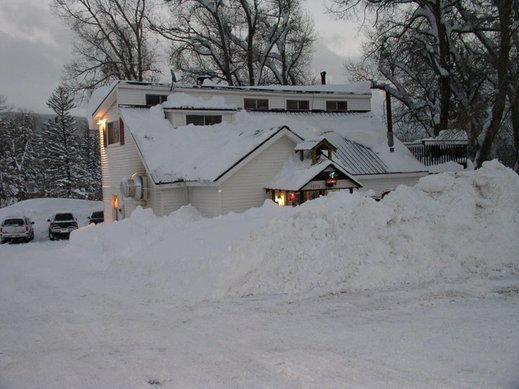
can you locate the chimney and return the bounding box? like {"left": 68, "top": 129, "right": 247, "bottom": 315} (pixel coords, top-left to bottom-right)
{"left": 385, "top": 90, "right": 395, "bottom": 152}
{"left": 320, "top": 71, "right": 327, "bottom": 85}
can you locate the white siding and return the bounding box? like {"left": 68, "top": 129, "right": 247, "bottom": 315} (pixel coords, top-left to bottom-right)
{"left": 156, "top": 188, "right": 189, "bottom": 216}
{"left": 99, "top": 105, "right": 150, "bottom": 223}
{"left": 189, "top": 187, "right": 221, "bottom": 217}
{"left": 219, "top": 135, "right": 296, "bottom": 214}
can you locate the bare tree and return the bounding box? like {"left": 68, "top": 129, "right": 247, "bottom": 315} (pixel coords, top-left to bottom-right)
{"left": 53, "top": 0, "right": 159, "bottom": 92}
{"left": 333, "top": 0, "right": 517, "bottom": 167}
{"left": 151, "top": 0, "right": 314, "bottom": 85}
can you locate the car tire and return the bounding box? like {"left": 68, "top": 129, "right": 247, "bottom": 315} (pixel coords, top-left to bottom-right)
{"left": 49, "top": 232, "right": 54, "bottom": 241}
{"left": 0, "top": 239, "right": 5, "bottom": 244}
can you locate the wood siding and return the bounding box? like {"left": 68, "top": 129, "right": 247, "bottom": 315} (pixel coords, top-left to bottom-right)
{"left": 189, "top": 187, "right": 221, "bottom": 217}
{"left": 219, "top": 135, "right": 296, "bottom": 214}
{"left": 115, "top": 85, "right": 372, "bottom": 112}
{"left": 99, "top": 104, "right": 149, "bottom": 222}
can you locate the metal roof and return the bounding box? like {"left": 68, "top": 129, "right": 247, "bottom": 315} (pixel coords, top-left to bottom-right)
{"left": 329, "top": 135, "right": 389, "bottom": 175}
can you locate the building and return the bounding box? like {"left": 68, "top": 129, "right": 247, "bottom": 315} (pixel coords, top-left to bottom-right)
{"left": 88, "top": 80, "right": 427, "bottom": 222}
{"left": 405, "top": 130, "right": 468, "bottom": 169}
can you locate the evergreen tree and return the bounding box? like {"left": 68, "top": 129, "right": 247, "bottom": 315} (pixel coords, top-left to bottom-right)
{"left": 42, "top": 86, "right": 82, "bottom": 198}
{"left": 77, "top": 127, "right": 102, "bottom": 200}
{"left": 0, "top": 111, "right": 39, "bottom": 204}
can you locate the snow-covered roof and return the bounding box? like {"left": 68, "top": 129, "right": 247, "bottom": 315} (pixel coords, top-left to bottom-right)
{"left": 294, "top": 140, "right": 320, "bottom": 151}
{"left": 246, "top": 111, "right": 426, "bottom": 174}
{"left": 267, "top": 157, "right": 362, "bottom": 191}
{"left": 87, "top": 82, "right": 118, "bottom": 117}
{"left": 162, "top": 92, "right": 238, "bottom": 111}
{"left": 121, "top": 108, "right": 426, "bottom": 185}
{"left": 193, "top": 82, "right": 372, "bottom": 95}
{"left": 408, "top": 130, "right": 469, "bottom": 145}
{"left": 120, "top": 107, "right": 300, "bottom": 184}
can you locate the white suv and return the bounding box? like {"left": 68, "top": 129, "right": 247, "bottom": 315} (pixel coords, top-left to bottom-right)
{"left": 1, "top": 217, "right": 35, "bottom": 244}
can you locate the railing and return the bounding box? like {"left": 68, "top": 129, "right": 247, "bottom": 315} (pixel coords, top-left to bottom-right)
{"left": 405, "top": 143, "right": 468, "bottom": 167}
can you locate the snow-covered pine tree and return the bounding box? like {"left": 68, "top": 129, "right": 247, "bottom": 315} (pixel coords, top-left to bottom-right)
{"left": 42, "top": 86, "right": 82, "bottom": 198}
{"left": 0, "top": 111, "right": 39, "bottom": 204}
{"left": 77, "top": 127, "right": 102, "bottom": 200}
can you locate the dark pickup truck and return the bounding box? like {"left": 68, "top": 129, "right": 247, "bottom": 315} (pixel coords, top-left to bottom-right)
{"left": 48, "top": 213, "right": 79, "bottom": 240}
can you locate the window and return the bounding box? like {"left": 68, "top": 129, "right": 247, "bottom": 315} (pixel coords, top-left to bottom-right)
{"left": 326, "top": 100, "right": 348, "bottom": 112}
{"left": 244, "top": 98, "right": 269, "bottom": 110}
{"left": 107, "top": 121, "right": 120, "bottom": 145}
{"left": 2, "top": 218, "right": 24, "bottom": 226}
{"left": 145, "top": 94, "right": 168, "bottom": 106}
{"left": 186, "top": 115, "right": 223, "bottom": 126}
{"left": 286, "top": 100, "right": 310, "bottom": 111}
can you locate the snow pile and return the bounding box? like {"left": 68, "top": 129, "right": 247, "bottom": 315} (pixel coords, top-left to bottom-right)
{"left": 221, "top": 160, "right": 518, "bottom": 296}
{"left": 66, "top": 161, "right": 518, "bottom": 300}
{"left": 162, "top": 92, "right": 237, "bottom": 110}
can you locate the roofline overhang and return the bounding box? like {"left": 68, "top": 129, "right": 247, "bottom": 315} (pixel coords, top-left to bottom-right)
{"left": 354, "top": 171, "right": 428, "bottom": 179}
{"left": 91, "top": 81, "right": 120, "bottom": 118}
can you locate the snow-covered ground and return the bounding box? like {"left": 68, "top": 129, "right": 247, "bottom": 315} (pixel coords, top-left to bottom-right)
{"left": 0, "top": 161, "right": 518, "bottom": 388}
{"left": 0, "top": 198, "right": 102, "bottom": 241}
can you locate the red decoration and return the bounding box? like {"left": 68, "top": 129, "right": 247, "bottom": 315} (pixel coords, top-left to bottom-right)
{"left": 326, "top": 178, "right": 337, "bottom": 187}
{"left": 288, "top": 192, "right": 297, "bottom": 202}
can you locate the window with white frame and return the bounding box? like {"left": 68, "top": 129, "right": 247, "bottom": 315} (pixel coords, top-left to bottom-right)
{"left": 286, "top": 100, "right": 310, "bottom": 111}
{"left": 244, "top": 98, "right": 269, "bottom": 110}
{"left": 326, "top": 100, "right": 348, "bottom": 112}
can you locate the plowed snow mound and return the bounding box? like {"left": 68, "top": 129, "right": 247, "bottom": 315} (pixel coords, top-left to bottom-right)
{"left": 68, "top": 160, "right": 518, "bottom": 299}
{"left": 219, "top": 160, "right": 519, "bottom": 296}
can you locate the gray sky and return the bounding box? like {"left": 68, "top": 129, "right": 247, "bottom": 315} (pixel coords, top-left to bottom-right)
{"left": 0, "top": 0, "right": 365, "bottom": 115}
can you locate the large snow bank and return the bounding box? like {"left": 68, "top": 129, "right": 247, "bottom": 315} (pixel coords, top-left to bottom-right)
{"left": 67, "top": 161, "right": 518, "bottom": 300}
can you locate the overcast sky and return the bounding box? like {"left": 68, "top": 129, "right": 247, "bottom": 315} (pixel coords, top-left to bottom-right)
{"left": 0, "top": 0, "right": 366, "bottom": 115}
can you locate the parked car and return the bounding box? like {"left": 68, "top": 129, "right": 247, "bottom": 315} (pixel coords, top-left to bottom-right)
{"left": 1, "top": 217, "right": 35, "bottom": 244}
{"left": 47, "top": 213, "right": 78, "bottom": 240}
{"left": 87, "top": 211, "right": 104, "bottom": 224}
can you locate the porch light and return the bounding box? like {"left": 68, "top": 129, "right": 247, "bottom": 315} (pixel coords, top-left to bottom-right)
{"left": 274, "top": 192, "right": 286, "bottom": 206}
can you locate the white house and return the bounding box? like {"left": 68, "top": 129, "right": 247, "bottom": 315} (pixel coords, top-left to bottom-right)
{"left": 88, "top": 80, "right": 427, "bottom": 222}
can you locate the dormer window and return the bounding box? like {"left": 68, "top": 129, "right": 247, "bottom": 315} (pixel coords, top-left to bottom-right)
{"left": 286, "top": 100, "right": 310, "bottom": 111}
{"left": 326, "top": 100, "right": 348, "bottom": 112}
{"left": 295, "top": 138, "right": 337, "bottom": 164}
{"left": 186, "top": 114, "right": 222, "bottom": 126}
{"left": 145, "top": 94, "right": 168, "bottom": 106}
{"left": 244, "top": 98, "right": 269, "bottom": 110}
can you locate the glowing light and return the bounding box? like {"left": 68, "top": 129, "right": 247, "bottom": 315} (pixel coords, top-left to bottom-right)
{"left": 275, "top": 192, "right": 286, "bottom": 206}
{"left": 97, "top": 118, "right": 107, "bottom": 127}
{"left": 112, "top": 195, "right": 120, "bottom": 209}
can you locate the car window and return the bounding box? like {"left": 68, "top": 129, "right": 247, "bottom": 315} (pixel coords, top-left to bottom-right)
{"left": 3, "top": 218, "right": 25, "bottom": 226}
{"left": 92, "top": 211, "right": 103, "bottom": 218}
{"left": 54, "top": 213, "right": 74, "bottom": 221}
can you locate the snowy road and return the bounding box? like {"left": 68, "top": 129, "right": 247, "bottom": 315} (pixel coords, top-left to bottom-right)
{"left": 1, "top": 242, "right": 518, "bottom": 388}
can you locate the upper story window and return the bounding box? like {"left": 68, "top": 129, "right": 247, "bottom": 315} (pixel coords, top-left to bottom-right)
{"left": 286, "top": 100, "right": 310, "bottom": 111}
{"left": 107, "top": 121, "right": 120, "bottom": 145}
{"left": 186, "top": 115, "right": 222, "bottom": 126}
{"left": 326, "top": 100, "right": 348, "bottom": 112}
{"left": 145, "top": 94, "right": 168, "bottom": 106}
{"left": 244, "top": 98, "right": 269, "bottom": 110}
